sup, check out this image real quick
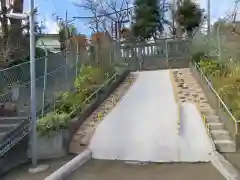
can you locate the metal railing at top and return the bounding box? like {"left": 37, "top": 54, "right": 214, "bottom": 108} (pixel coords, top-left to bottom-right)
{"left": 190, "top": 60, "right": 240, "bottom": 137}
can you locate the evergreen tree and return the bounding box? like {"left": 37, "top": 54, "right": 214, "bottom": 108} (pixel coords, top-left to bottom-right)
{"left": 132, "top": 0, "right": 164, "bottom": 41}
{"left": 176, "top": 0, "right": 204, "bottom": 38}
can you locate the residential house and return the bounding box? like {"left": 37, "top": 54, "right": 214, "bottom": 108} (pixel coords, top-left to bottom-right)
{"left": 36, "top": 34, "right": 61, "bottom": 53}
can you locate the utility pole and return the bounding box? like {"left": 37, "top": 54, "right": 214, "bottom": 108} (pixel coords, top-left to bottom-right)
{"left": 207, "top": 0, "right": 211, "bottom": 36}
{"left": 29, "top": 0, "right": 37, "bottom": 168}
{"left": 65, "top": 10, "right": 68, "bottom": 79}
{"left": 207, "top": 0, "right": 211, "bottom": 53}
{"left": 5, "top": 0, "right": 49, "bottom": 173}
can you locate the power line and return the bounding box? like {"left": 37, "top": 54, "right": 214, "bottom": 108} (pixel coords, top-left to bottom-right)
{"left": 72, "top": 6, "right": 134, "bottom": 19}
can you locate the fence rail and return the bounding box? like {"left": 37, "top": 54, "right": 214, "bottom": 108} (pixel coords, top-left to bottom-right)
{"left": 190, "top": 60, "right": 240, "bottom": 139}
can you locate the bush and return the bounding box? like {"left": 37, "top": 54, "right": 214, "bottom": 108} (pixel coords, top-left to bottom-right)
{"left": 198, "top": 58, "right": 240, "bottom": 119}
{"left": 38, "top": 64, "right": 116, "bottom": 136}
{"left": 191, "top": 52, "right": 205, "bottom": 63}
{"left": 37, "top": 112, "right": 69, "bottom": 136}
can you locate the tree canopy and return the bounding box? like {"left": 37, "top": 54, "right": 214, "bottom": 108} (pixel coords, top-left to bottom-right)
{"left": 132, "top": 0, "right": 164, "bottom": 41}
{"left": 176, "top": 0, "right": 204, "bottom": 35}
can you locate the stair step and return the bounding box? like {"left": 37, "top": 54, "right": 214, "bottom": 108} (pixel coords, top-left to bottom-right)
{"left": 0, "top": 123, "right": 18, "bottom": 132}
{"left": 208, "top": 122, "right": 224, "bottom": 130}
{"left": 201, "top": 109, "right": 216, "bottom": 116}
{"left": 0, "top": 132, "right": 6, "bottom": 140}
{"left": 206, "top": 115, "right": 220, "bottom": 123}
{"left": 211, "top": 130, "right": 231, "bottom": 140}
{"left": 214, "top": 140, "right": 236, "bottom": 152}
{"left": 0, "top": 116, "right": 28, "bottom": 124}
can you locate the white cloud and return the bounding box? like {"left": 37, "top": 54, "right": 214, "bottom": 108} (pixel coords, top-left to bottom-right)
{"left": 44, "top": 17, "right": 59, "bottom": 34}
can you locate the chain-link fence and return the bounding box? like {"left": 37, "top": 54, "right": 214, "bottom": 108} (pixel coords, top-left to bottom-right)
{"left": 0, "top": 33, "right": 122, "bottom": 119}
{"left": 0, "top": 47, "right": 78, "bottom": 117}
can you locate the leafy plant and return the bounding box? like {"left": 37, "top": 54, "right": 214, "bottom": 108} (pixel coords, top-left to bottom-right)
{"left": 37, "top": 112, "right": 69, "bottom": 136}
{"left": 55, "top": 91, "right": 86, "bottom": 114}
{"left": 74, "top": 65, "right": 105, "bottom": 92}
{"left": 192, "top": 52, "right": 205, "bottom": 63}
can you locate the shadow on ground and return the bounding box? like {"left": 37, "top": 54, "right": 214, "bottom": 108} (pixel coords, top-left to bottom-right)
{"left": 69, "top": 160, "right": 225, "bottom": 180}
{"left": 2, "top": 155, "right": 75, "bottom": 180}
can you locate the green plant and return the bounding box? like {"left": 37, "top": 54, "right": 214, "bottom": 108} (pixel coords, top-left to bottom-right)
{"left": 74, "top": 65, "right": 105, "bottom": 92}
{"left": 198, "top": 59, "right": 220, "bottom": 76}
{"left": 55, "top": 91, "right": 86, "bottom": 114}
{"left": 37, "top": 112, "right": 69, "bottom": 136}
{"left": 192, "top": 52, "right": 205, "bottom": 63}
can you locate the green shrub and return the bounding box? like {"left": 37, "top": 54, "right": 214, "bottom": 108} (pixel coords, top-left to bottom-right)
{"left": 191, "top": 52, "right": 205, "bottom": 63}
{"left": 37, "top": 112, "right": 69, "bottom": 136}
{"left": 39, "top": 64, "right": 116, "bottom": 136}
{"left": 55, "top": 91, "right": 86, "bottom": 114}
{"left": 74, "top": 65, "right": 106, "bottom": 92}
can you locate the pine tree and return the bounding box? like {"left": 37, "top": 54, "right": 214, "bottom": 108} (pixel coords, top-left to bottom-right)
{"left": 132, "top": 0, "right": 164, "bottom": 41}
{"left": 176, "top": 0, "right": 204, "bottom": 38}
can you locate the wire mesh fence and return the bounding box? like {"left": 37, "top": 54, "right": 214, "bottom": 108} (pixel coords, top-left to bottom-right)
{"left": 0, "top": 34, "right": 122, "bottom": 119}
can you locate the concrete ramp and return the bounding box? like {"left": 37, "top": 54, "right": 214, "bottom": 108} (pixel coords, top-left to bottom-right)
{"left": 179, "top": 102, "right": 213, "bottom": 162}
{"left": 89, "top": 70, "right": 179, "bottom": 162}
{"left": 89, "top": 70, "right": 213, "bottom": 162}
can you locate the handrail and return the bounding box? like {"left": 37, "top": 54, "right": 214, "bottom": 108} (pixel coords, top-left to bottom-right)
{"left": 191, "top": 61, "right": 240, "bottom": 135}
{"left": 196, "top": 100, "right": 210, "bottom": 136}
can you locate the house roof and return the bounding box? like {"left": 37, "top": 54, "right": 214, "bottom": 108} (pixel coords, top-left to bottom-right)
{"left": 38, "top": 34, "right": 59, "bottom": 38}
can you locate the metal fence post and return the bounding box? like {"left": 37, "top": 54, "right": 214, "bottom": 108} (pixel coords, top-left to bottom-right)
{"left": 165, "top": 39, "right": 169, "bottom": 67}
{"left": 76, "top": 39, "right": 79, "bottom": 79}
{"left": 40, "top": 40, "right": 48, "bottom": 118}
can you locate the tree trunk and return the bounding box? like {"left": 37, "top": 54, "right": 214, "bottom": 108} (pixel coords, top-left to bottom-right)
{"left": 187, "top": 30, "right": 193, "bottom": 39}
{"left": 0, "top": 0, "right": 9, "bottom": 63}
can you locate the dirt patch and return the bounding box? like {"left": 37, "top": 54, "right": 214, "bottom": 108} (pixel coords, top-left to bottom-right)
{"left": 172, "top": 68, "right": 213, "bottom": 112}
{"left": 69, "top": 160, "right": 225, "bottom": 180}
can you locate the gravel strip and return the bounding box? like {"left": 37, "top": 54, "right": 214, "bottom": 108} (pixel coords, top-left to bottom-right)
{"left": 69, "top": 73, "right": 137, "bottom": 154}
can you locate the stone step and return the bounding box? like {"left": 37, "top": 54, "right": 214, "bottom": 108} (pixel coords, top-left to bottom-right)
{"left": 214, "top": 140, "right": 236, "bottom": 152}
{"left": 0, "top": 132, "right": 6, "bottom": 140}
{"left": 0, "top": 116, "right": 27, "bottom": 124}
{"left": 208, "top": 122, "right": 225, "bottom": 130}
{"left": 201, "top": 109, "right": 216, "bottom": 116}
{"left": 211, "top": 130, "right": 232, "bottom": 141}
{"left": 205, "top": 115, "right": 220, "bottom": 123}
{"left": 0, "top": 123, "right": 18, "bottom": 132}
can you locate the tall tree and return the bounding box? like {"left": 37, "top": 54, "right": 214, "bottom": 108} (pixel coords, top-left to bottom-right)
{"left": 58, "top": 22, "right": 78, "bottom": 52}
{"left": 132, "top": 0, "right": 163, "bottom": 41}
{"left": 0, "top": 0, "right": 44, "bottom": 67}
{"left": 176, "top": 0, "right": 204, "bottom": 38}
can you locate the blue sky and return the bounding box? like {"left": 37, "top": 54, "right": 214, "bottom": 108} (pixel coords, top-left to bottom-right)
{"left": 23, "top": 0, "right": 238, "bottom": 35}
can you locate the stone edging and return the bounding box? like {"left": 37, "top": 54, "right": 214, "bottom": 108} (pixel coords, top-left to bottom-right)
{"left": 44, "top": 149, "right": 92, "bottom": 180}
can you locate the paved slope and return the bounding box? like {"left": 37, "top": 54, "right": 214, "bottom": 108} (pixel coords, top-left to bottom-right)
{"left": 69, "top": 160, "right": 225, "bottom": 180}
{"left": 179, "top": 102, "right": 212, "bottom": 162}
{"left": 89, "top": 70, "right": 179, "bottom": 162}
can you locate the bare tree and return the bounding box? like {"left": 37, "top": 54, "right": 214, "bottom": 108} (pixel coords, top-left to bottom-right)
{"left": 74, "top": 0, "right": 132, "bottom": 36}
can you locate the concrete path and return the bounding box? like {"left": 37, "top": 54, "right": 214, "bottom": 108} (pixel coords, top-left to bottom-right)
{"left": 89, "top": 70, "right": 179, "bottom": 162}
{"left": 89, "top": 70, "right": 212, "bottom": 162}
{"left": 69, "top": 160, "right": 225, "bottom": 180}
{"left": 179, "top": 102, "right": 212, "bottom": 162}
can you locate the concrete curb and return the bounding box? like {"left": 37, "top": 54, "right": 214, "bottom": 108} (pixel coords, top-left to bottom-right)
{"left": 211, "top": 151, "right": 240, "bottom": 180}
{"left": 44, "top": 149, "right": 92, "bottom": 180}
